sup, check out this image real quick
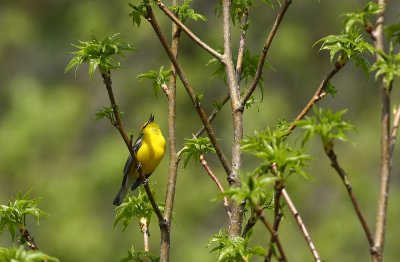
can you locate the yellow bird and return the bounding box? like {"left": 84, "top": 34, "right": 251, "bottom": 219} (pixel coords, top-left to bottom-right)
{"left": 113, "top": 114, "right": 166, "bottom": 206}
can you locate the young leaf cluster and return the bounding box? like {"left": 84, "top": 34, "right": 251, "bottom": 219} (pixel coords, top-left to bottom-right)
{"left": 341, "top": 2, "right": 383, "bottom": 33}
{"left": 0, "top": 192, "right": 48, "bottom": 241}
{"left": 207, "top": 229, "right": 266, "bottom": 262}
{"left": 297, "top": 106, "right": 355, "bottom": 150}
{"left": 180, "top": 137, "right": 216, "bottom": 168}
{"left": 241, "top": 126, "right": 310, "bottom": 179}
{"left": 0, "top": 246, "right": 59, "bottom": 262}
{"left": 371, "top": 46, "right": 400, "bottom": 89}
{"left": 95, "top": 105, "right": 124, "bottom": 124}
{"left": 171, "top": 0, "right": 207, "bottom": 23}
{"left": 121, "top": 247, "right": 159, "bottom": 262}
{"left": 137, "top": 66, "right": 172, "bottom": 98}
{"left": 66, "top": 33, "right": 134, "bottom": 79}
{"left": 113, "top": 190, "right": 164, "bottom": 231}
{"left": 129, "top": 0, "right": 150, "bottom": 27}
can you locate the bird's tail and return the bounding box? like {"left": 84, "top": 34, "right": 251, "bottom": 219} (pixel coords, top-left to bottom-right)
{"left": 113, "top": 175, "right": 137, "bottom": 206}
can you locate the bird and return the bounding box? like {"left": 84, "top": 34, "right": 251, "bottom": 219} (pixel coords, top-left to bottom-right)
{"left": 113, "top": 114, "right": 166, "bottom": 206}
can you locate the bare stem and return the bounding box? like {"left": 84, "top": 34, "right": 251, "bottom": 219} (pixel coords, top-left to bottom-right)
{"left": 235, "top": 11, "right": 248, "bottom": 84}
{"left": 281, "top": 189, "right": 321, "bottom": 262}
{"left": 390, "top": 105, "right": 400, "bottom": 157}
{"left": 371, "top": 1, "right": 391, "bottom": 261}
{"left": 251, "top": 202, "right": 287, "bottom": 262}
{"left": 324, "top": 145, "right": 374, "bottom": 247}
{"left": 266, "top": 182, "right": 284, "bottom": 261}
{"left": 139, "top": 217, "right": 150, "bottom": 251}
{"left": 160, "top": 2, "right": 181, "bottom": 259}
{"left": 241, "top": 0, "right": 292, "bottom": 106}
{"left": 287, "top": 61, "right": 345, "bottom": 133}
{"left": 19, "top": 226, "right": 40, "bottom": 251}
{"left": 145, "top": 5, "right": 232, "bottom": 176}
{"left": 154, "top": 0, "right": 223, "bottom": 60}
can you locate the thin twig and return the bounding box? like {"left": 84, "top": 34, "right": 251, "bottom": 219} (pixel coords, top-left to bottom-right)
{"left": 252, "top": 202, "right": 288, "bottom": 262}
{"left": 281, "top": 189, "right": 321, "bottom": 262}
{"left": 139, "top": 217, "right": 150, "bottom": 251}
{"left": 145, "top": 5, "right": 232, "bottom": 176}
{"left": 235, "top": 11, "right": 248, "bottom": 84}
{"left": 266, "top": 181, "right": 284, "bottom": 261}
{"left": 161, "top": 2, "right": 180, "bottom": 260}
{"left": 199, "top": 154, "right": 231, "bottom": 218}
{"left": 287, "top": 61, "right": 345, "bottom": 133}
{"left": 324, "top": 145, "right": 374, "bottom": 247}
{"left": 371, "top": 1, "right": 391, "bottom": 261}
{"left": 154, "top": 0, "right": 223, "bottom": 60}
{"left": 241, "top": 0, "right": 292, "bottom": 107}
{"left": 19, "top": 226, "right": 39, "bottom": 251}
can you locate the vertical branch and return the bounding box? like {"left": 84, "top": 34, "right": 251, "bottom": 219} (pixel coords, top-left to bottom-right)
{"left": 221, "top": 0, "right": 245, "bottom": 237}
{"left": 161, "top": 2, "right": 180, "bottom": 259}
{"left": 372, "top": 1, "right": 391, "bottom": 261}
{"left": 266, "top": 181, "right": 284, "bottom": 261}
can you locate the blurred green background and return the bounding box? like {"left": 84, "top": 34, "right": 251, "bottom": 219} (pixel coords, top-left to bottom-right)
{"left": 1, "top": 0, "right": 400, "bottom": 261}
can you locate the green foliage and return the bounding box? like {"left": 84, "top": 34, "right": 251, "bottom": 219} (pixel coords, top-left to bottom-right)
{"left": 120, "top": 247, "right": 159, "bottom": 262}
{"left": 0, "top": 246, "right": 59, "bottom": 262}
{"left": 128, "top": 0, "right": 150, "bottom": 27}
{"left": 221, "top": 172, "right": 277, "bottom": 205}
{"left": 114, "top": 190, "right": 164, "bottom": 231}
{"left": 137, "top": 66, "right": 172, "bottom": 98}
{"left": 297, "top": 106, "right": 355, "bottom": 149}
{"left": 385, "top": 23, "right": 400, "bottom": 46}
{"left": 315, "top": 28, "right": 373, "bottom": 75}
{"left": 180, "top": 137, "right": 216, "bottom": 168}
{"left": 171, "top": 0, "right": 207, "bottom": 23}
{"left": 0, "top": 192, "right": 48, "bottom": 241}
{"left": 341, "top": 2, "right": 383, "bottom": 33}
{"left": 216, "top": 0, "right": 277, "bottom": 26}
{"left": 65, "top": 33, "right": 134, "bottom": 79}
{"left": 371, "top": 45, "right": 400, "bottom": 89}
{"left": 95, "top": 105, "right": 124, "bottom": 124}
{"left": 207, "top": 229, "right": 266, "bottom": 262}
{"left": 241, "top": 125, "right": 310, "bottom": 179}
{"left": 325, "top": 81, "right": 337, "bottom": 97}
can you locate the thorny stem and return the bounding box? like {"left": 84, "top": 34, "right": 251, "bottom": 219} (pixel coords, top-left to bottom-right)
{"left": 145, "top": 5, "right": 232, "bottom": 176}
{"left": 241, "top": 0, "right": 292, "bottom": 107}
{"left": 160, "top": 1, "right": 180, "bottom": 259}
{"left": 199, "top": 154, "right": 231, "bottom": 218}
{"left": 324, "top": 144, "right": 374, "bottom": 247}
{"left": 281, "top": 189, "right": 321, "bottom": 262}
{"left": 154, "top": 0, "right": 223, "bottom": 61}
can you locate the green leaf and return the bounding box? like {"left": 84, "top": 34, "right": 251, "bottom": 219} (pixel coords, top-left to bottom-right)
{"left": 325, "top": 81, "right": 337, "bottom": 97}
{"left": 179, "top": 137, "right": 216, "bottom": 168}
{"left": 66, "top": 33, "right": 134, "bottom": 79}
{"left": 385, "top": 23, "right": 400, "bottom": 46}
{"left": 171, "top": 0, "right": 207, "bottom": 23}
{"left": 120, "top": 246, "right": 159, "bottom": 262}
{"left": 137, "top": 66, "right": 172, "bottom": 98}
{"left": 0, "top": 246, "right": 59, "bottom": 262}
{"left": 297, "top": 106, "right": 355, "bottom": 147}
{"left": 128, "top": 1, "right": 151, "bottom": 27}
{"left": 370, "top": 45, "right": 400, "bottom": 89}
{"left": 0, "top": 192, "right": 48, "bottom": 241}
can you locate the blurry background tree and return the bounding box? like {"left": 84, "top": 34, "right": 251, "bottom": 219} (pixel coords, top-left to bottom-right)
{"left": 1, "top": 0, "right": 400, "bottom": 261}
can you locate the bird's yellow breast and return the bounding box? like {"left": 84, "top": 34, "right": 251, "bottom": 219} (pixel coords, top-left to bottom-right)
{"left": 136, "top": 124, "right": 166, "bottom": 175}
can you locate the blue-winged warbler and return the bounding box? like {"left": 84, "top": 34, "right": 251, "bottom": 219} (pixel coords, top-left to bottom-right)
{"left": 113, "top": 114, "right": 166, "bottom": 206}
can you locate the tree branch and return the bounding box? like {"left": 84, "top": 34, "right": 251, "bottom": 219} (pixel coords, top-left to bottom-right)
{"left": 199, "top": 154, "right": 231, "bottom": 218}
{"left": 324, "top": 144, "right": 374, "bottom": 247}
{"left": 235, "top": 11, "right": 248, "bottom": 84}
{"left": 282, "top": 189, "right": 321, "bottom": 262}
{"left": 139, "top": 217, "right": 150, "bottom": 252}
{"left": 154, "top": 0, "right": 223, "bottom": 61}
{"left": 266, "top": 181, "right": 284, "bottom": 261}
{"left": 161, "top": 4, "right": 180, "bottom": 259}
{"left": 390, "top": 105, "right": 400, "bottom": 157}
{"left": 241, "top": 0, "right": 292, "bottom": 107}
{"left": 144, "top": 6, "right": 232, "bottom": 176}
{"left": 371, "top": 1, "right": 391, "bottom": 261}
{"left": 287, "top": 61, "right": 345, "bottom": 133}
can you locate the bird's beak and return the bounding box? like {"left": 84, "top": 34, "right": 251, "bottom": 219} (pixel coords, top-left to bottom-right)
{"left": 148, "top": 114, "right": 155, "bottom": 123}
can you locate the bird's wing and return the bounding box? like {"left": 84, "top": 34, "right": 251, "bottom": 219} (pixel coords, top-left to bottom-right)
{"left": 121, "top": 133, "right": 143, "bottom": 186}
